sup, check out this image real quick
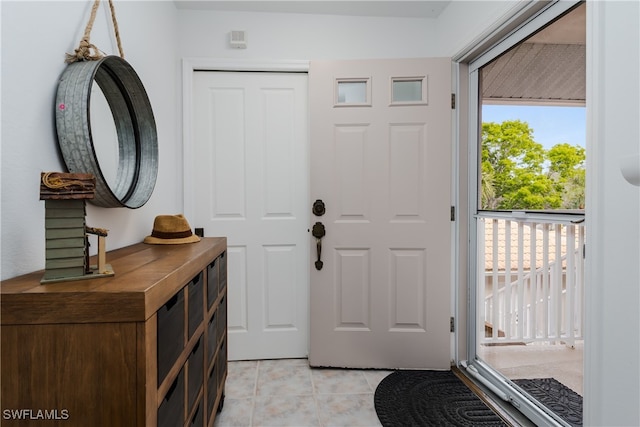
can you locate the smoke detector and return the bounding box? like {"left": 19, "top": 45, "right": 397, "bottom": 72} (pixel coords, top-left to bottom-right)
{"left": 229, "top": 30, "right": 247, "bottom": 49}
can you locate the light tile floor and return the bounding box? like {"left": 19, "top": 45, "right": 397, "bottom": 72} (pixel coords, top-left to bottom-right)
{"left": 213, "top": 358, "right": 391, "bottom": 427}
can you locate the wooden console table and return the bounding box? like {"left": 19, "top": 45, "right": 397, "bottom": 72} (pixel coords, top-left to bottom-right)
{"left": 1, "top": 237, "right": 227, "bottom": 427}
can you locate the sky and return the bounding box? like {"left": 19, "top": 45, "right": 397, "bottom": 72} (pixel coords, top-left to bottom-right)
{"left": 481, "top": 105, "right": 586, "bottom": 150}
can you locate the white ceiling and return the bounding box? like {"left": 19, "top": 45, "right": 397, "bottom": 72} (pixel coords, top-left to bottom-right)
{"left": 173, "top": 1, "right": 451, "bottom": 19}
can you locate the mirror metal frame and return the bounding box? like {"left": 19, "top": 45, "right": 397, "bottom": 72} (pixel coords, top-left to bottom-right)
{"left": 55, "top": 56, "right": 158, "bottom": 208}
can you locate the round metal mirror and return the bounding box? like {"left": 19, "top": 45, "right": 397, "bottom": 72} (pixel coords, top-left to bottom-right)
{"left": 55, "top": 55, "right": 158, "bottom": 208}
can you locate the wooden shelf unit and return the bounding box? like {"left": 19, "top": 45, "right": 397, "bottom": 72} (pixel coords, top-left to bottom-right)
{"left": 1, "top": 237, "right": 227, "bottom": 427}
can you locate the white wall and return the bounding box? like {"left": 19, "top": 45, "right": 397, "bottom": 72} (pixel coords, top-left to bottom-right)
{"left": 176, "top": 9, "right": 438, "bottom": 59}
{"left": 585, "top": 1, "right": 640, "bottom": 425}
{"left": 433, "top": 0, "right": 519, "bottom": 56}
{"left": 1, "top": 1, "right": 179, "bottom": 280}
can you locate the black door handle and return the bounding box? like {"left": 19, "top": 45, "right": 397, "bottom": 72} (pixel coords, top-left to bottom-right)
{"left": 312, "top": 222, "right": 325, "bottom": 270}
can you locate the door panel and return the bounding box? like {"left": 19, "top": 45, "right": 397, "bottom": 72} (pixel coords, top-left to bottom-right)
{"left": 335, "top": 248, "right": 371, "bottom": 330}
{"left": 309, "top": 58, "right": 452, "bottom": 369}
{"left": 389, "top": 124, "right": 426, "bottom": 219}
{"left": 192, "top": 71, "right": 309, "bottom": 361}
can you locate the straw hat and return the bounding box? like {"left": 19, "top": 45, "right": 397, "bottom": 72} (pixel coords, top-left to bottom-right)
{"left": 143, "top": 214, "right": 201, "bottom": 245}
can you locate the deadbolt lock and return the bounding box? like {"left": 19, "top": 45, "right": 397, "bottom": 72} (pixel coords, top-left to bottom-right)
{"left": 312, "top": 199, "right": 326, "bottom": 216}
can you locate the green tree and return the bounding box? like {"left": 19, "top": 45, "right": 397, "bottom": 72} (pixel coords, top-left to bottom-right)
{"left": 547, "top": 143, "right": 586, "bottom": 209}
{"left": 481, "top": 120, "right": 585, "bottom": 210}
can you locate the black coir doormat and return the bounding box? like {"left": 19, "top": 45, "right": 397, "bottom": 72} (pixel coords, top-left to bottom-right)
{"left": 374, "top": 370, "right": 506, "bottom": 426}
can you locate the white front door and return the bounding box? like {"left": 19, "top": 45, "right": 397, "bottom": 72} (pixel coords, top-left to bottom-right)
{"left": 309, "top": 58, "right": 452, "bottom": 369}
{"left": 192, "top": 71, "right": 309, "bottom": 360}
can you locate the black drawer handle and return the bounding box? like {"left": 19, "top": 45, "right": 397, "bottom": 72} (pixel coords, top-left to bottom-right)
{"left": 164, "top": 294, "right": 179, "bottom": 310}
{"left": 191, "top": 272, "right": 203, "bottom": 285}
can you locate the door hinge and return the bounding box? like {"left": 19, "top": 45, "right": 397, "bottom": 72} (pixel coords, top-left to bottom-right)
{"left": 450, "top": 317, "right": 455, "bottom": 332}
{"left": 450, "top": 206, "right": 455, "bottom": 221}
{"left": 451, "top": 93, "right": 456, "bottom": 109}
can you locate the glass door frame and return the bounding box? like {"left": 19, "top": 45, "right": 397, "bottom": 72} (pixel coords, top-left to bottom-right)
{"left": 459, "top": 1, "right": 584, "bottom": 426}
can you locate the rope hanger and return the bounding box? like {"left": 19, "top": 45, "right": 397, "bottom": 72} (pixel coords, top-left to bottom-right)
{"left": 41, "top": 172, "right": 90, "bottom": 189}
{"left": 65, "top": 0, "right": 124, "bottom": 63}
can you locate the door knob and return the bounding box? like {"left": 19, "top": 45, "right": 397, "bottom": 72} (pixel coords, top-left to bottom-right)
{"left": 312, "top": 222, "right": 325, "bottom": 270}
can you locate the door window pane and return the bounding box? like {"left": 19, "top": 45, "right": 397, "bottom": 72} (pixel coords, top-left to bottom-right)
{"left": 390, "top": 77, "right": 427, "bottom": 105}
{"left": 392, "top": 79, "right": 423, "bottom": 103}
{"left": 335, "top": 78, "right": 370, "bottom": 106}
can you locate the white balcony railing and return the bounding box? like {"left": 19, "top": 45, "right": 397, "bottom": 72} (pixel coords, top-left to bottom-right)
{"left": 477, "top": 213, "right": 585, "bottom": 346}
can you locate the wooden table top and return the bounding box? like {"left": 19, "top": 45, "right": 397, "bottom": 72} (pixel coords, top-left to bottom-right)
{"left": 1, "top": 237, "right": 226, "bottom": 325}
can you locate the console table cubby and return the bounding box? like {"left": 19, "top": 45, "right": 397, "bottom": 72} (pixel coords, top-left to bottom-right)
{"left": 1, "top": 237, "right": 227, "bottom": 427}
